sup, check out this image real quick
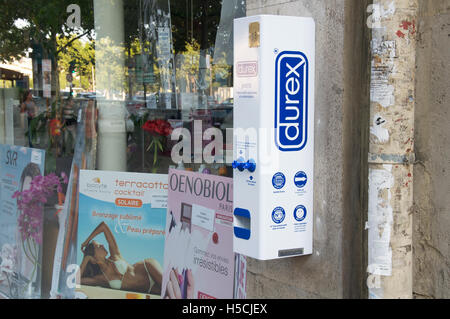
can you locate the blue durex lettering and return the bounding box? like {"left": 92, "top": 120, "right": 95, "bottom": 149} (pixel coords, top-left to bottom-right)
{"left": 275, "top": 51, "right": 308, "bottom": 151}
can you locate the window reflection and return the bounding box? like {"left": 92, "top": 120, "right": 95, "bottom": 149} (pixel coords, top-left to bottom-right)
{"left": 0, "top": 0, "right": 246, "bottom": 175}
{"left": 0, "top": 0, "right": 246, "bottom": 300}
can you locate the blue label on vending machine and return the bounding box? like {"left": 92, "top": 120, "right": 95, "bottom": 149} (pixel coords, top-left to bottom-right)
{"left": 275, "top": 51, "right": 309, "bottom": 152}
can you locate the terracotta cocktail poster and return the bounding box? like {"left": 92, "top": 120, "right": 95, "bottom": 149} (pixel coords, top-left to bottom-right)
{"left": 75, "top": 170, "right": 167, "bottom": 299}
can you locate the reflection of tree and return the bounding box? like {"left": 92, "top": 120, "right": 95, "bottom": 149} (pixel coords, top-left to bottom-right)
{"left": 0, "top": 0, "right": 94, "bottom": 96}
{"left": 174, "top": 39, "right": 232, "bottom": 96}
{"left": 57, "top": 36, "right": 95, "bottom": 91}
{"left": 0, "top": 0, "right": 242, "bottom": 98}
{"left": 175, "top": 41, "right": 201, "bottom": 93}
{"left": 212, "top": 52, "right": 232, "bottom": 87}
{"left": 169, "top": 0, "right": 222, "bottom": 54}
{"left": 124, "top": 2, "right": 141, "bottom": 98}
{"left": 95, "top": 37, "right": 126, "bottom": 98}
{"left": 121, "top": 0, "right": 229, "bottom": 98}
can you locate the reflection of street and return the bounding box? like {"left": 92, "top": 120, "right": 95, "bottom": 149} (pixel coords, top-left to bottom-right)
{"left": 14, "top": 98, "right": 83, "bottom": 152}
{"left": 13, "top": 98, "right": 43, "bottom": 147}
{"left": 13, "top": 114, "right": 27, "bottom": 147}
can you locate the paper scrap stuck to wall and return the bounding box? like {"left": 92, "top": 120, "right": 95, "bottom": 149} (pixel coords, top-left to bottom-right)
{"left": 367, "top": 166, "right": 394, "bottom": 277}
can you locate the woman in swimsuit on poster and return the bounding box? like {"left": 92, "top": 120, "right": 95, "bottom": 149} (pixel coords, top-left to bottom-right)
{"left": 79, "top": 221, "right": 162, "bottom": 295}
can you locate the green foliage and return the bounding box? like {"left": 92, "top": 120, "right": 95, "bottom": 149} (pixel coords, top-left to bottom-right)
{"left": 57, "top": 36, "right": 94, "bottom": 91}
{"left": 169, "top": 0, "right": 222, "bottom": 52}
{"left": 0, "top": 0, "right": 95, "bottom": 97}
{"left": 0, "top": 0, "right": 233, "bottom": 96}
{"left": 94, "top": 37, "right": 127, "bottom": 94}
{"left": 0, "top": 0, "right": 94, "bottom": 62}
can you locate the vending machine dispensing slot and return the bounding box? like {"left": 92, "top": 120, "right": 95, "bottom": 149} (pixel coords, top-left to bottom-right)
{"left": 233, "top": 208, "right": 251, "bottom": 240}
{"left": 232, "top": 15, "right": 315, "bottom": 260}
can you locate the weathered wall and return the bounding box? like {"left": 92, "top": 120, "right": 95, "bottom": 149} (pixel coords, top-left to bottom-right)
{"left": 413, "top": 0, "right": 450, "bottom": 299}
{"left": 367, "top": 0, "right": 417, "bottom": 299}
{"left": 245, "top": 0, "right": 370, "bottom": 298}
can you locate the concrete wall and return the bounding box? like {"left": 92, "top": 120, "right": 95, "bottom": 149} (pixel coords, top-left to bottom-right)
{"left": 245, "top": 0, "right": 370, "bottom": 298}
{"left": 413, "top": 0, "right": 450, "bottom": 299}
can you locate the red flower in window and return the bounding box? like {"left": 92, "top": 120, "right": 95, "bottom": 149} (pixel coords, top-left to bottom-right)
{"left": 142, "top": 119, "right": 174, "bottom": 169}
{"left": 142, "top": 119, "right": 172, "bottom": 137}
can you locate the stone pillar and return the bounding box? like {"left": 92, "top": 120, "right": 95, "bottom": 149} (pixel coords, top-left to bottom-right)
{"left": 367, "top": 0, "right": 418, "bottom": 299}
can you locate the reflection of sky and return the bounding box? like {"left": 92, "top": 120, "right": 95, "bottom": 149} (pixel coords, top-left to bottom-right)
{"left": 14, "top": 18, "right": 30, "bottom": 29}
{"left": 76, "top": 194, "right": 166, "bottom": 267}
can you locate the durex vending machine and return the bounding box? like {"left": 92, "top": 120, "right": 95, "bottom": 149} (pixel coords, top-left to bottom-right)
{"left": 232, "top": 15, "right": 315, "bottom": 260}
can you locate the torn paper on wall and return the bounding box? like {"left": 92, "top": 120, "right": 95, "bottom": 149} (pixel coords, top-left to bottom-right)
{"left": 370, "top": 39, "right": 397, "bottom": 108}
{"left": 367, "top": 165, "right": 394, "bottom": 276}
{"left": 370, "top": 114, "right": 389, "bottom": 144}
{"left": 369, "top": 1, "right": 396, "bottom": 30}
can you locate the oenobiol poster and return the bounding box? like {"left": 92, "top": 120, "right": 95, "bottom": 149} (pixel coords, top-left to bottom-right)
{"left": 161, "top": 169, "right": 237, "bottom": 299}
{"left": 76, "top": 170, "right": 167, "bottom": 299}
{"left": 0, "top": 144, "right": 45, "bottom": 299}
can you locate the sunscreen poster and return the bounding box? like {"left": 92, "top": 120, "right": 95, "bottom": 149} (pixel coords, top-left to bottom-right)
{"left": 75, "top": 170, "right": 167, "bottom": 299}
{"left": 162, "top": 169, "right": 243, "bottom": 299}
{"left": 0, "top": 144, "right": 45, "bottom": 298}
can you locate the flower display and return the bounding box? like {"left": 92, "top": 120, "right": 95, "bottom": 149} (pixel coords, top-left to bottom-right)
{"left": 11, "top": 172, "right": 68, "bottom": 292}
{"left": 12, "top": 173, "right": 67, "bottom": 244}
{"left": 142, "top": 119, "right": 173, "bottom": 137}
{"left": 142, "top": 119, "right": 173, "bottom": 169}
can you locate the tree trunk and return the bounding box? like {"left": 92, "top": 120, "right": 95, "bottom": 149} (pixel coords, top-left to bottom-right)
{"left": 52, "top": 58, "right": 60, "bottom": 100}
{"left": 50, "top": 35, "right": 60, "bottom": 100}
{"left": 128, "top": 45, "right": 133, "bottom": 100}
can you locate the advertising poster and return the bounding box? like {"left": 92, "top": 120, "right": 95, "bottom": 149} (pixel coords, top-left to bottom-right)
{"left": 42, "top": 59, "right": 52, "bottom": 98}
{"left": 157, "top": 26, "right": 173, "bottom": 109}
{"left": 161, "top": 169, "right": 243, "bottom": 299}
{"left": 75, "top": 170, "right": 168, "bottom": 299}
{"left": 0, "top": 144, "right": 45, "bottom": 298}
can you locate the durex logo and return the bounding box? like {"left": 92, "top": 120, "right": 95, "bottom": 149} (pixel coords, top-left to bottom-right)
{"left": 237, "top": 61, "right": 258, "bottom": 77}
{"left": 275, "top": 51, "right": 308, "bottom": 151}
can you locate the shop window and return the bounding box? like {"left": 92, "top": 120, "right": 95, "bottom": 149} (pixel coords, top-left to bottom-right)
{"left": 0, "top": 0, "right": 246, "bottom": 299}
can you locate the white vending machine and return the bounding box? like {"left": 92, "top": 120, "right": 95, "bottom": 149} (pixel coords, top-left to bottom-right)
{"left": 232, "top": 15, "right": 315, "bottom": 260}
